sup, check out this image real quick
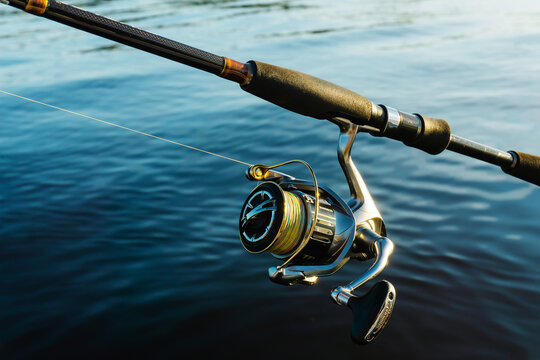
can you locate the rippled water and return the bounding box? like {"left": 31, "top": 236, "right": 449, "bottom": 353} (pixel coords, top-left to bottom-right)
{"left": 1, "top": 0, "right": 539, "bottom": 358}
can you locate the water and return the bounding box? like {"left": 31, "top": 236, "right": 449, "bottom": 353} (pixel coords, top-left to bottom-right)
{"left": 1, "top": 0, "right": 539, "bottom": 358}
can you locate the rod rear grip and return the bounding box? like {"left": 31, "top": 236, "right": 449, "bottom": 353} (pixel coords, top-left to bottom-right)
{"left": 503, "top": 151, "right": 540, "bottom": 186}
{"left": 241, "top": 61, "right": 375, "bottom": 126}
{"left": 407, "top": 114, "right": 451, "bottom": 155}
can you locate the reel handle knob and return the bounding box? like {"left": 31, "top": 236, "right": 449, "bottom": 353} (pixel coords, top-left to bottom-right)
{"left": 347, "top": 280, "right": 396, "bottom": 345}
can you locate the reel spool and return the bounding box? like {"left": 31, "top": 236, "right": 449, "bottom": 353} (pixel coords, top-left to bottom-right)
{"left": 239, "top": 160, "right": 357, "bottom": 286}
{"left": 240, "top": 181, "right": 336, "bottom": 263}
{"left": 238, "top": 119, "right": 397, "bottom": 345}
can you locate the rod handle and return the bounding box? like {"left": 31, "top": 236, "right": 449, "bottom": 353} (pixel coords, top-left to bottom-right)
{"left": 241, "top": 61, "right": 378, "bottom": 127}
{"left": 503, "top": 151, "right": 540, "bottom": 186}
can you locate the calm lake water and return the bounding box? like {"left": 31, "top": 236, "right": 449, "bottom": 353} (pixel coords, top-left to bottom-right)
{"left": 1, "top": 0, "right": 539, "bottom": 358}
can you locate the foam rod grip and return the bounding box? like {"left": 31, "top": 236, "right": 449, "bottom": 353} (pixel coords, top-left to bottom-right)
{"left": 241, "top": 61, "right": 374, "bottom": 125}
{"left": 503, "top": 151, "right": 540, "bottom": 186}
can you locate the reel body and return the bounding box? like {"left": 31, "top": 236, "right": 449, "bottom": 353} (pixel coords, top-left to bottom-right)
{"left": 239, "top": 118, "right": 396, "bottom": 344}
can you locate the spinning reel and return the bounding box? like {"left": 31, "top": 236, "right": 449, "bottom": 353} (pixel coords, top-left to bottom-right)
{"left": 239, "top": 118, "right": 396, "bottom": 345}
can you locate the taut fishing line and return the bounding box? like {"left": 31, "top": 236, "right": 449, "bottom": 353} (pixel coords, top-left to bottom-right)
{"left": 1, "top": 86, "right": 330, "bottom": 274}
{"left": 0, "top": 89, "right": 251, "bottom": 166}
{"left": 1, "top": 90, "right": 323, "bottom": 270}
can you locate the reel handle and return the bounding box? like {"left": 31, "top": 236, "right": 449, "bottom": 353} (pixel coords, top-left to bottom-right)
{"left": 347, "top": 280, "right": 396, "bottom": 345}
{"left": 332, "top": 229, "right": 395, "bottom": 344}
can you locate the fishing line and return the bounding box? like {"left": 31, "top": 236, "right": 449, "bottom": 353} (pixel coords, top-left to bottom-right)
{"left": 0, "top": 89, "right": 251, "bottom": 166}
{"left": 4, "top": 88, "right": 324, "bottom": 267}
{"left": 266, "top": 160, "right": 319, "bottom": 268}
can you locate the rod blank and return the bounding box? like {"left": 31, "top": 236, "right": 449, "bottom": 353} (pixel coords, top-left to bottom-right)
{"left": 448, "top": 135, "right": 514, "bottom": 167}
{"left": 8, "top": 0, "right": 225, "bottom": 74}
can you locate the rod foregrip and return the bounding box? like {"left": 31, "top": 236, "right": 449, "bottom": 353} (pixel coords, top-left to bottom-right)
{"left": 241, "top": 61, "right": 379, "bottom": 127}
{"left": 503, "top": 151, "right": 540, "bottom": 186}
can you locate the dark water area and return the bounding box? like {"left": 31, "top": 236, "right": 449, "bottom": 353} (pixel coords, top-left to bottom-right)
{"left": 1, "top": 0, "right": 539, "bottom": 359}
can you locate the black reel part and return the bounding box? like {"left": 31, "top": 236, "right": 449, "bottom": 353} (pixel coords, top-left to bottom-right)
{"left": 348, "top": 280, "right": 396, "bottom": 344}
{"left": 239, "top": 182, "right": 289, "bottom": 255}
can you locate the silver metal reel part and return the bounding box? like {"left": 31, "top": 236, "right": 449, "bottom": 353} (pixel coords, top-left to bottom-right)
{"left": 239, "top": 117, "right": 396, "bottom": 344}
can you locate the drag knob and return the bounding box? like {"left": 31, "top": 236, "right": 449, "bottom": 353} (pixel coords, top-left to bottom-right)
{"left": 347, "top": 280, "right": 396, "bottom": 345}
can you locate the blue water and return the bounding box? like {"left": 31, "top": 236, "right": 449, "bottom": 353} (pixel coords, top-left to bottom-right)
{"left": 1, "top": 0, "right": 539, "bottom": 358}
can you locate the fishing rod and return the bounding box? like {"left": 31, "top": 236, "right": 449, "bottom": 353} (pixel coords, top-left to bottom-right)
{"left": 5, "top": 0, "right": 539, "bottom": 184}
{"left": 4, "top": 0, "right": 539, "bottom": 345}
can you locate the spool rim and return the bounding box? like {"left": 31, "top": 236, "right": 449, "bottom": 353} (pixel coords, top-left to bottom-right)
{"left": 239, "top": 182, "right": 286, "bottom": 254}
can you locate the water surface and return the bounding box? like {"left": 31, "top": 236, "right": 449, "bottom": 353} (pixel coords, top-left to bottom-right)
{"left": 1, "top": 0, "right": 539, "bottom": 358}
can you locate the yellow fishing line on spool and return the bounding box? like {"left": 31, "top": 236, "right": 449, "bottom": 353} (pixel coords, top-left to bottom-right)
{"left": 268, "top": 191, "right": 307, "bottom": 256}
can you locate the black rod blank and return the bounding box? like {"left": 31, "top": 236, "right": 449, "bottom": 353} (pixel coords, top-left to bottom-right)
{"left": 7, "top": 0, "right": 225, "bottom": 75}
